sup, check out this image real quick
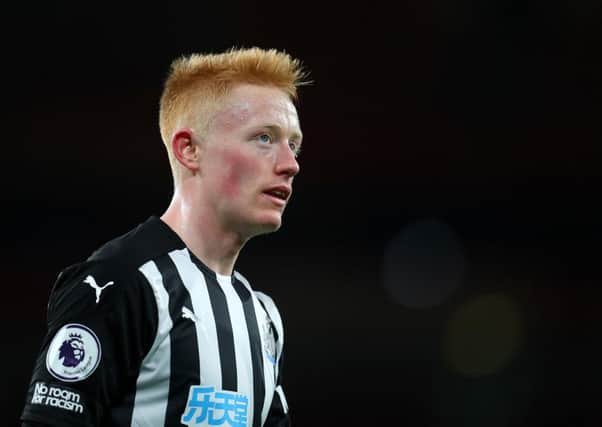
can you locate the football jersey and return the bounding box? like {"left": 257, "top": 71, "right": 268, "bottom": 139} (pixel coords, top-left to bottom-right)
{"left": 20, "top": 216, "right": 290, "bottom": 427}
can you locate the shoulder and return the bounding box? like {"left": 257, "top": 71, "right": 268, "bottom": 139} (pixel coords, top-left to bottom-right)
{"left": 48, "top": 216, "right": 184, "bottom": 319}
{"left": 87, "top": 215, "right": 184, "bottom": 270}
{"left": 233, "top": 271, "right": 284, "bottom": 323}
{"left": 234, "top": 272, "right": 282, "bottom": 313}
{"left": 47, "top": 259, "right": 150, "bottom": 326}
{"left": 254, "top": 290, "right": 279, "bottom": 315}
{"left": 234, "top": 272, "right": 285, "bottom": 340}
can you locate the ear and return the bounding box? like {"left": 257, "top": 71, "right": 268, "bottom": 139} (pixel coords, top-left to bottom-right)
{"left": 171, "top": 128, "right": 200, "bottom": 173}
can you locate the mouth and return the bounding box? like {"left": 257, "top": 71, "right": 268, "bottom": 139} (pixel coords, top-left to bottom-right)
{"left": 263, "top": 186, "right": 291, "bottom": 205}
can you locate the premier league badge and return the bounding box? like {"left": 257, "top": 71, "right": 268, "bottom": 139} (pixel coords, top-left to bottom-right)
{"left": 46, "top": 324, "right": 101, "bottom": 382}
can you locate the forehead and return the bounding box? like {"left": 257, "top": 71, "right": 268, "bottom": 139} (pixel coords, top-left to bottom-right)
{"left": 210, "top": 84, "right": 300, "bottom": 133}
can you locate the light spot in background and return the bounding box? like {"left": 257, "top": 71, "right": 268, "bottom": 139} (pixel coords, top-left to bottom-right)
{"left": 444, "top": 293, "right": 521, "bottom": 377}
{"left": 382, "top": 218, "right": 465, "bottom": 308}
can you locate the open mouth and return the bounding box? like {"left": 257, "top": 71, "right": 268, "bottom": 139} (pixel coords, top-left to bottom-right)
{"left": 263, "top": 186, "right": 291, "bottom": 204}
{"left": 265, "top": 189, "right": 288, "bottom": 200}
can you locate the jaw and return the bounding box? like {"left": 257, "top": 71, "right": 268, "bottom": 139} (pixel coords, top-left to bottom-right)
{"left": 250, "top": 211, "right": 283, "bottom": 235}
{"left": 240, "top": 207, "right": 284, "bottom": 239}
{"left": 217, "top": 192, "right": 288, "bottom": 240}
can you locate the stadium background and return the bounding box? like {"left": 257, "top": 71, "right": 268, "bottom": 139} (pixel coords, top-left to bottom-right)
{"left": 3, "top": 1, "right": 600, "bottom": 426}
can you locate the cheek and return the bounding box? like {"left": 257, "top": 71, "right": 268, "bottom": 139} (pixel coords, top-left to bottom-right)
{"left": 219, "top": 151, "right": 258, "bottom": 198}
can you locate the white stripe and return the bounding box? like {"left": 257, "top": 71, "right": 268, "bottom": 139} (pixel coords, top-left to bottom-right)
{"left": 169, "top": 249, "right": 222, "bottom": 388}
{"left": 131, "top": 261, "right": 173, "bottom": 427}
{"left": 216, "top": 273, "right": 254, "bottom": 424}
{"left": 275, "top": 385, "right": 289, "bottom": 414}
{"left": 235, "top": 274, "right": 277, "bottom": 424}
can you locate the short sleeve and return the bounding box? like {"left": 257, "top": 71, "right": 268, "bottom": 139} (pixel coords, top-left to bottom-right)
{"left": 20, "top": 261, "right": 158, "bottom": 426}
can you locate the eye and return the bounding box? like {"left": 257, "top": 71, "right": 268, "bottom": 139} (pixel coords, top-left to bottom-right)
{"left": 257, "top": 134, "right": 272, "bottom": 144}
{"left": 289, "top": 141, "right": 301, "bottom": 158}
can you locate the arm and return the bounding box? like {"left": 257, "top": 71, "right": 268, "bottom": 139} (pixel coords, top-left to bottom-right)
{"left": 264, "top": 350, "right": 291, "bottom": 427}
{"left": 20, "top": 262, "right": 157, "bottom": 426}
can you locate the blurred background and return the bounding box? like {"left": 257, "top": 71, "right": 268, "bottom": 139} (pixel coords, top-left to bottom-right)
{"left": 3, "top": 1, "right": 600, "bottom": 426}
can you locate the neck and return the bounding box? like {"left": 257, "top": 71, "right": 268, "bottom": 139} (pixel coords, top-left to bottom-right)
{"left": 160, "top": 187, "right": 246, "bottom": 276}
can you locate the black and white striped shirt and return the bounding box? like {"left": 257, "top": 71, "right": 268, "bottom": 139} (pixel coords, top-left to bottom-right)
{"left": 21, "top": 216, "right": 290, "bottom": 427}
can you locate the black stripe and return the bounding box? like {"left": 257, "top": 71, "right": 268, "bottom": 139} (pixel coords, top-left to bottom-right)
{"left": 154, "top": 254, "right": 201, "bottom": 424}
{"left": 191, "top": 258, "right": 238, "bottom": 391}
{"left": 232, "top": 278, "right": 265, "bottom": 427}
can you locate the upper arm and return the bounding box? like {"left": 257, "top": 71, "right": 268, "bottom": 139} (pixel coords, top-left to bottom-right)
{"left": 20, "top": 261, "right": 158, "bottom": 426}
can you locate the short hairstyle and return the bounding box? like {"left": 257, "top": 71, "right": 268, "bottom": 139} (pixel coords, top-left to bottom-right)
{"left": 159, "top": 47, "right": 310, "bottom": 177}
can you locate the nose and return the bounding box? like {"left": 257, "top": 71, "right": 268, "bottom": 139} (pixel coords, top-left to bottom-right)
{"left": 275, "top": 142, "right": 300, "bottom": 177}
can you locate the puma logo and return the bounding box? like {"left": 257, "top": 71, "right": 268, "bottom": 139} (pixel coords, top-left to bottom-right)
{"left": 182, "top": 307, "right": 199, "bottom": 323}
{"left": 83, "top": 275, "right": 115, "bottom": 303}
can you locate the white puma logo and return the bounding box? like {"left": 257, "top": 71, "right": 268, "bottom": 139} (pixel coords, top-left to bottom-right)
{"left": 83, "top": 275, "right": 115, "bottom": 303}
{"left": 181, "top": 307, "right": 198, "bottom": 323}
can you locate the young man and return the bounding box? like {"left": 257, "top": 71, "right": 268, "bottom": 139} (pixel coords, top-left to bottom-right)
{"left": 21, "top": 47, "right": 309, "bottom": 427}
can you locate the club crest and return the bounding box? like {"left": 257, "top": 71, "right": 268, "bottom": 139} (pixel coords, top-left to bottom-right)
{"left": 261, "top": 314, "right": 277, "bottom": 365}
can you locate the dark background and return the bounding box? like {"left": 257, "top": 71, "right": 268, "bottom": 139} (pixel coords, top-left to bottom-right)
{"left": 3, "top": 1, "right": 600, "bottom": 426}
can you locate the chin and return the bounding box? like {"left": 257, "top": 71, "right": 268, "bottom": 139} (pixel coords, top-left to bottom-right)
{"left": 252, "top": 215, "right": 283, "bottom": 235}
{"left": 261, "top": 220, "right": 282, "bottom": 234}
